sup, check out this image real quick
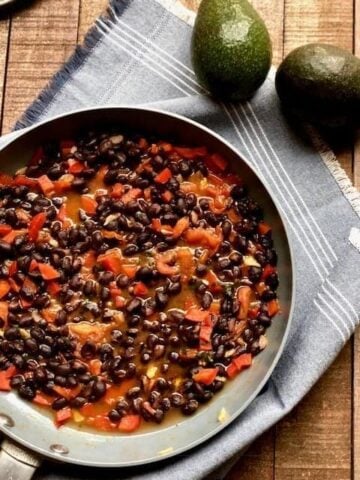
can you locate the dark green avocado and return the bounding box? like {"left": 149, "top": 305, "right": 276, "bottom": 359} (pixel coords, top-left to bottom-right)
{"left": 191, "top": 0, "right": 272, "bottom": 101}
{"left": 276, "top": 43, "right": 360, "bottom": 128}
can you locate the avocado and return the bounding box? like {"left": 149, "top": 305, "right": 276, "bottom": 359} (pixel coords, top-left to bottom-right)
{"left": 191, "top": 0, "right": 272, "bottom": 101}
{"left": 276, "top": 43, "right": 360, "bottom": 128}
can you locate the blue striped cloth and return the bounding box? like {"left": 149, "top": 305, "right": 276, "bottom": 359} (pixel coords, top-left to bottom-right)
{"left": 5, "top": 0, "right": 360, "bottom": 478}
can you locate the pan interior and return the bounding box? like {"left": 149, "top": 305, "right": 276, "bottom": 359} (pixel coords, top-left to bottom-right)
{"left": 0, "top": 107, "right": 293, "bottom": 467}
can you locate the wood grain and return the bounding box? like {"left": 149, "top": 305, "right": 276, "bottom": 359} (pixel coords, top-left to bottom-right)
{"left": 352, "top": 2, "right": 360, "bottom": 478}
{"left": 1, "top": 0, "right": 80, "bottom": 133}
{"left": 78, "top": 0, "right": 108, "bottom": 43}
{"left": 0, "top": 17, "right": 10, "bottom": 131}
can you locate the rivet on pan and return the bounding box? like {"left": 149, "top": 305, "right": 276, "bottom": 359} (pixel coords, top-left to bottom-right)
{"left": 50, "top": 444, "right": 69, "bottom": 455}
{"left": 0, "top": 413, "right": 14, "bottom": 427}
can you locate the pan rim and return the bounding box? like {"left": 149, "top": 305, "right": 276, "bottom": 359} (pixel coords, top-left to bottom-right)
{"left": 0, "top": 105, "right": 296, "bottom": 467}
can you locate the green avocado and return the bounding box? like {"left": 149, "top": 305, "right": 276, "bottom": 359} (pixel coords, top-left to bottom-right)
{"left": 275, "top": 43, "right": 360, "bottom": 128}
{"left": 191, "top": 0, "right": 272, "bottom": 101}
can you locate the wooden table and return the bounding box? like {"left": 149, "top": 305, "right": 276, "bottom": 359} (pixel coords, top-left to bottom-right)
{"left": 0, "top": 0, "right": 358, "bottom": 478}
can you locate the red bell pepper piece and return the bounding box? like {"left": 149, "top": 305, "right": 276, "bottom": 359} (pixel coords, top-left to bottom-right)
{"left": 262, "top": 264, "right": 276, "bottom": 280}
{"left": 258, "top": 222, "right": 272, "bottom": 235}
{"left": 81, "top": 195, "right": 98, "bottom": 215}
{"left": 267, "top": 299, "right": 280, "bottom": 317}
{"left": 161, "top": 190, "right": 173, "bottom": 203}
{"left": 0, "top": 173, "right": 13, "bottom": 185}
{"left": 111, "top": 183, "right": 125, "bottom": 198}
{"left": 8, "top": 260, "right": 17, "bottom": 277}
{"left": 38, "top": 262, "right": 60, "bottom": 281}
{"left": 193, "top": 367, "right": 219, "bottom": 385}
{"left": 121, "top": 264, "right": 137, "bottom": 279}
{"left": 55, "top": 407, "right": 72, "bottom": 427}
{"left": 33, "top": 393, "right": 52, "bottom": 406}
{"left": 0, "top": 301, "right": 9, "bottom": 324}
{"left": 12, "top": 175, "right": 38, "bottom": 188}
{"left": 28, "top": 212, "right": 46, "bottom": 242}
{"left": 133, "top": 282, "right": 149, "bottom": 297}
{"left": 0, "top": 224, "right": 12, "bottom": 236}
{"left": 47, "top": 281, "right": 62, "bottom": 296}
{"left": 118, "top": 414, "right": 141, "bottom": 432}
{"left": 99, "top": 254, "right": 123, "bottom": 275}
{"left": 185, "top": 307, "right": 210, "bottom": 323}
{"left": 237, "top": 286, "right": 252, "bottom": 320}
{"left": 0, "top": 280, "right": 10, "bottom": 299}
{"left": 227, "top": 353, "right": 252, "bottom": 379}
{"left": 205, "top": 153, "right": 228, "bottom": 172}
{"left": 121, "top": 188, "right": 142, "bottom": 204}
{"left": 174, "top": 146, "right": 207, "bottom": 158}
{"left": 53, "top": 174, "right": 74, "bottom": 194}
{"left": 68, "top": 159, "right": 85, "bottom": 174}
{"left": 154, "top": 167, "right": 172, "bottom": 184}
{"left": 38, "top": 175, "right": 55, "bottom": 197}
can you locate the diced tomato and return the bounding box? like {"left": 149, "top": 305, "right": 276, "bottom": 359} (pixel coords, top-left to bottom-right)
{"left": 38, "top": 262, "right": 60, "bottom": 281}
{"left": 55, "top": 407, "right": 72, "bottom": 427}
{"left": 227, "top": 353, "right": 252, "bottom": 379}
{"left": 121, "top": 264, "right": 137, "bottom": 279}
{"left": 81, "top": 195, "right": 98, "bottom": 215}
{"left": 12, "top": 175, "right": 38, "bottom": 188}
{"left": 0, "top": 301, "right": 8, "bottom": 324}
{"left": 205, "top": 153, "right": 228, "bottom": 172}
{"left": 0, "top": 279, "right": 10, "bottom": 299}
{"left": 185, "top": 307, "right": 210, "bottom": 323}
{"left": 184, "top": 227, "right": 222, "bottom": 251}
{"left": 89, "top": 359, "right": 102, "bottom": 376}
{"left": 33, "top": 393, "right": 52, "bottom": 406}
{"left": 30, "top": 146, "right": 44, "bottom": 165}
{"left": 2, "top": 230, "right": 17, "bottom": 244}
{"left": 111, "top": 183, "right": 125, "bottom": 198}
{"left": 8, "top": 278, "right": 20, "bottom": 293}
{"left": 29, "top": 259, "right": 38, "bottom": 272}
{"left": 151, "top": 218, "right": 162, "bottom": 232}
{"left": 121, "top": 188, "right": 142, "bottom": 204}
{"left": 0, "top": 372, "right": 11, "bottom": 391}
{"left": 114, "top": 296, "right": 126, "bottom": 308}
{"left": 37, "top": 175, "right": 55, "bottom": 197}
{"left": 41, "top": 307, "right": 58, "bottom": 323}
{"left": 133, "top": 282, "right": 149, "bottom": 297}
{"left": 262, "top": 264, "right": 276, "bottom": 280}
{"left": 118, "top": 414, "right": 141, "bottom": 432}
{"left": 53, "top": 174, "right": 74, "bottom": 193}
{"left": 0, "top": 173, "right": 13, "bottom": 186}
{"left": 172, "top": 217, "right": 190, "bottom": 238}
{"left": 258, "top": 222, "right": 272, "bottom": 235}
{"left": 174, "top": 146, "right": 207, "bottom": 158}
{"left": 199, "top": 322, "right": 213, "bottom": 351}
{"left": 47, "top": 281, "right": 61, "bottom": 296}
{"left": 91, "top": 415, "right": 116, "bottom": 431}
{"left": 53, "top": 385, "right": 81, "bottom": 400}
{"left": 237, "top": 286, "right": 252, "bottom": 320}
{"left": 155, "top": 167, "right": 172, "bottom": 184}
{"left": 68, "top": 159, "right": 85, "bottom": 174}
{"left": 267, "top": 299, "right": 279, "bottom": 317}
{"left": 57, "top": 204, "right": 67, "bottom": 222}
{"left": 0, "top": 365, "right": 16, "bottom": 391}
{"left": 161, "top": 190, "right": 173, "bottom": 203}
{"left": 28, "top": 212, "right": 47, "bottom": 242}
{"left": 83, "top": 250, "right": 96, "bottom": 269}
{"left": 0, "top": 224, "right": 12, "bottom": 236}
{"left": 193, "top": 367, "right": 218, "bottom": 385}
{"left": 99, "top": 250, "right": 123, "bottom": 275}
{"left": 248, "top": 307, "right": 259, "bottom": 319}
{"left": 8, "top": 260, "right": 17, "bottom": 277}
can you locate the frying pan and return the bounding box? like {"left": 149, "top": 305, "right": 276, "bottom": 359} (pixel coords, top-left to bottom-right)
{"left": 0, "top": 107, "right": 294, "bottom": 479}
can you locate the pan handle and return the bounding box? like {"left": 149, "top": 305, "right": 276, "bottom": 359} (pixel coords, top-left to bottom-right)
{"left": 0, "top": 438, "right": 42, "bottom": 480}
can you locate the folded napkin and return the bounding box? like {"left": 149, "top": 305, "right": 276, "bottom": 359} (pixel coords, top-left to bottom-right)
{"left": 2, "top": 0, "right": 360, "bottom": 478}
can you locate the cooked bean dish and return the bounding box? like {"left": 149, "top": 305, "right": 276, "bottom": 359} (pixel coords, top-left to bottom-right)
{"left": 0, "top": 131, "right": 279, "bottom": 432}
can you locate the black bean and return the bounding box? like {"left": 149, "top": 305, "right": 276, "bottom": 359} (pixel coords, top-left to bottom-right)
{"left": 181, "top": 399, "right": 199, "bottom": 415}
{"left": 52, "top": 397, "right": 68, "bottom": 411}
{"left": 18, "top": 383, "right": 35, "bottom": 400}
{"left": 248, "top": 266, "right": 262, "bottom": 283}
{"left": 81, "top": 341, "right": 97, "bottom": 359}
{"left": 201, "top": 291, "right": 213, "bottom": 309}
{"left": 155, "top": 291, "right": 169, "bottom": 308}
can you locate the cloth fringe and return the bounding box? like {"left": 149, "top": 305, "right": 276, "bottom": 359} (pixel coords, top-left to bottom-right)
{"left": 14, "top": 0, "right": 131, "bottom": 131}
{"left": 306, "top": 125, "right": 360, "bottom": 219}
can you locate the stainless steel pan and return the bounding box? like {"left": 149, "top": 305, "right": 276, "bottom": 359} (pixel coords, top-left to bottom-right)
{"left": 0, "top": 107, "right": 294, "bottom": 479}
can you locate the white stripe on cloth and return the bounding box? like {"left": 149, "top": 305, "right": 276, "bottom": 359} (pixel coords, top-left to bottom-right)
{"left": 321, "top": 284, "right": 357, "bottom": 329}
{"left": 108, "top": 6, "right": 337, "bottom": 267}
{"left": 326, "top": 279, "right": 358, "bottom": 319}
{"left": 96, "top": 20, "right": 199, "bottom": 96}
{"left": 314, "top": 299, "right": 347, "bottom": 342}
{"left": 317, "top": 292, "right": 352, "bottom": 336}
